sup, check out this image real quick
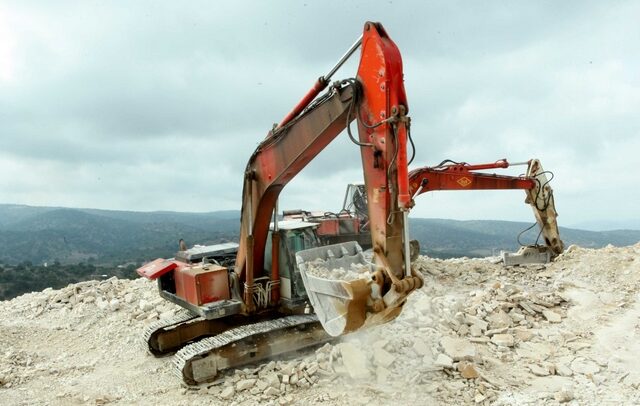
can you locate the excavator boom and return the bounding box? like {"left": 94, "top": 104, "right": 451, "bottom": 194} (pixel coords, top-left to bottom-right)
{"left": 235, "top": 82, "right": 357, "bottom": 311}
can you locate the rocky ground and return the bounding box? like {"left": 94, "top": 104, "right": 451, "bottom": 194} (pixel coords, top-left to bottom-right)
{"left": 0, "top": 243, "right": 639, "bottom": 405}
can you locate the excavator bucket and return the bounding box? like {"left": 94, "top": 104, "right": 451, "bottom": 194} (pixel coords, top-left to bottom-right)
{"left": 296, "top": 242, "right": 373, "bottom": 337}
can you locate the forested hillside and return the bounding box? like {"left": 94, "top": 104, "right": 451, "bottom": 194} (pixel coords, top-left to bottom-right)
{"left": 0, "top": 204, "right": 638, "bottom": 300}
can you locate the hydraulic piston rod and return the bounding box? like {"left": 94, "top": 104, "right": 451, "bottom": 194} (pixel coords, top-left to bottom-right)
{"left": 402, "top": 211, "right": 411, "bottom": 277}
{"left": 324, "top": 34, "right": 363, "bottom": 80}
{"left": 276, "top": 35, "right": 363, "bottom": 129}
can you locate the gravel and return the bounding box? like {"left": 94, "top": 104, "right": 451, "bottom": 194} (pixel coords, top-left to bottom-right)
{"left": 1, "top": 242, "right": 639, "bottom": 405}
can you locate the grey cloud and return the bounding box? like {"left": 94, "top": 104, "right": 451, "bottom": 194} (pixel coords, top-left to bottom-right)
{"left": 1, "top": 1, "right": 639, "bottom": 225}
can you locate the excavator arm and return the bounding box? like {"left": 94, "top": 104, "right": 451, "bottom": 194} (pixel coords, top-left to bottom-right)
{"left": 235, "top": 22, "right": 421, "bottom": 319}
{"left": 409, "top": 159, "right": 532, "bottom": 194}
{"left": 235, "top": 82, "right": 357, "bottom": 311}
{"left": 408, "top": 158, "right": 564, "bottom": 257}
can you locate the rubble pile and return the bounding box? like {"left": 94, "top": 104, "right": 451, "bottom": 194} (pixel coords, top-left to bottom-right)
{"left": 304, "top": 260, "right": 371, "bottom": 281}
{"left": 15, "top": 277, "right": 182, "bottom": 322}
{"left": 201, "top": 344, "right": 342, "bottom": 404}
{"left": 0, "top": 242, "right": 638, "bottom": 405}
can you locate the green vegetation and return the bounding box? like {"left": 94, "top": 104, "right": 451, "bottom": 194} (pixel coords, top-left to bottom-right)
{"left": 0, "top": 204, "right": 638, "bottom": 300}
{"left": 0, "top": 205, "right": 239, "bottom": 266}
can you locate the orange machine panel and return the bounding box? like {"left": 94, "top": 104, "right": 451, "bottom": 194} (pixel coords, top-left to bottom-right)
{"left": 316, "top": 218, "right": 339, "bottom": 236}
{"left": 136, "top": 258, "right": 178, "bottom": 280}
{"left": 316, "top": 217, "right": 360, "bottom": 236}
{"left": 174, "top": 264, "right": 230, "bottom": 306}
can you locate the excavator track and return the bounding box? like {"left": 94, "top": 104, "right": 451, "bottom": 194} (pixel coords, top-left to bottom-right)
{"left": 173, "top": 314, "right": 332, "bottom": 385}
{"left": 142, "top": 309, "right": 200, "bottom": 356}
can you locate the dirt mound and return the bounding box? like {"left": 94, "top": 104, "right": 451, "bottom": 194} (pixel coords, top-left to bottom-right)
{"left": 1, "top": 243, "right": 639, "bottom": 405}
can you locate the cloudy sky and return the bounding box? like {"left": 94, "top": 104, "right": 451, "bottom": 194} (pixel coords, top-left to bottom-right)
{"left": 1, "top": 1, "right": 638, "bottom": 229}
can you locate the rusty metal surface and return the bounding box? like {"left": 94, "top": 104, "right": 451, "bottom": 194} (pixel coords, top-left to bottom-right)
{"left": 409, "top": 168, "right": 535, "bottom": 195}
{"left": 284, "top": 22, "right": 422, "bottom": 337}
{"left": 525, "top": 159, "right": 564, "bottom": 256}
{"left": 136, "top": 258, "right": 178, "bottom": 280}
{"left": 296, "top": 242, "right": 372, "bottom": 336}
{"left": 406, "top": 158, "right": 564, "bottom": 258}
{"left": 235, "top": 83, "right": 357, "bottom": 308}
{"left": 173, "top": 314, "right": 331, "bottom": 385}
{"left": 355, "top": 22, "right": 409, "bottom": 282}
{"left": 408, "top": 159, "right": 535, "bottom": 196}
{"left": 142, "top": 309, "right": 200, "bottom": 356}
{"left": 174, "top": 264, "right": 230, "bottom": 306}
{"left": 143, "top": 310, "right": 287, "bottom": 357}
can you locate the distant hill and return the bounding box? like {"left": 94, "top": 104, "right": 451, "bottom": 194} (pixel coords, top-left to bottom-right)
{"left": 410, "top": 218, "right": 640, "bottom": 258}
{"left": 0, "top": 204, "right": 638, "bottom": 265}
{"left": 568, "top": 219, "right": 640, "bottom": 232}
{"left": 0, "top": 204, "right": 239, "bottom": 265}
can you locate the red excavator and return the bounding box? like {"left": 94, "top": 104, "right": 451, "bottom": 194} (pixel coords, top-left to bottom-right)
{"left": 137, "top": 21, "right": 563, "bottom": 385}
{"left": 286, "top": 158, "right": 563, "bottom": 263}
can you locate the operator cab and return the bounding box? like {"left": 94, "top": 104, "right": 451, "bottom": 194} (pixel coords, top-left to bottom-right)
{"left": 264, "top": 220, "right": 321, "bottom": 308}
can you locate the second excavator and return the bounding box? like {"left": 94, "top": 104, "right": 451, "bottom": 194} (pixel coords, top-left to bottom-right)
{"left": 137, "top": 21, "right": 564, "bottom": 385}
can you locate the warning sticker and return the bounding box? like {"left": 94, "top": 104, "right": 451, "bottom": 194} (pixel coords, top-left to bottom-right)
{"left": 457, "top": 177, "right": 472, "bottom": 187}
